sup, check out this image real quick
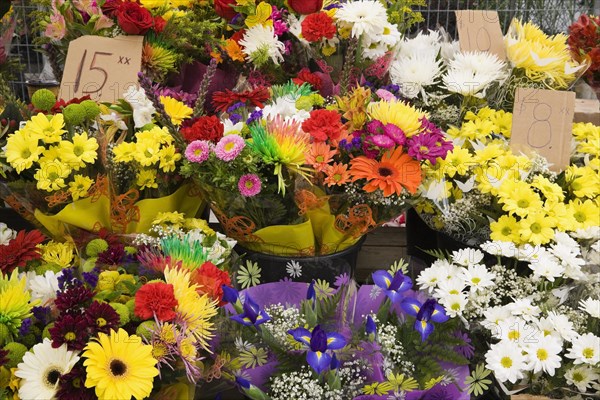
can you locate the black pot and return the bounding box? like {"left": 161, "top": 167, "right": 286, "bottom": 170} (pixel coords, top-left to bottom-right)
{"left": 234, "top": 236, "right": 366, "bottom": 286}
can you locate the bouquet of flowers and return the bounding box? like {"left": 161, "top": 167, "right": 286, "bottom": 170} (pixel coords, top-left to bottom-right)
{"left": 180, "top": 80, "right": 452, "bottom": 258}
{"left": 216, "top": 260, "right": 471, "bottom": 400}
{"left": 32, "top": 0, "right": 224, "bottom": 84}
{"left": 0, "top": 216, "right": 236, "bottom": 399}
{"left": 568, "top": 14, "right": 600, "bottom": 96}
{"left": 415, "top": 234, "right": 600, "bottom": 398}
{"left": 416, "top": 107, "right": 599, "bottom": 247}
{"left": 0, "top": 81, "right": 205, "bottom": 240}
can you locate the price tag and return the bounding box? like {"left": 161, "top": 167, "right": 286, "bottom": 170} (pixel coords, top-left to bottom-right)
{"left": 59, "top": 35, "right": 143, "bottom": 103}
{"left": 510, "top": 88, "right": 575, "bottom": 172}
{"left": 455, "top": 10, "right": 505, "bottom": 60}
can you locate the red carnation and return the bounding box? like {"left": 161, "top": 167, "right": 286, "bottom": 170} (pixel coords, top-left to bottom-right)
{"left": 302, "top": 109, "right": 345, "bottom": 142}
{"left": 288, "top": 0, "right": 323, "bottom": 14}
{"left": 0, "top": 230, "right": 46, "bottom": 274}
{"left": 214, "top": 0, "right": 239, "bottom": 20}
{"left": 181, "top": 115, "right": 224, "bottom": 143}
{"left": 293, "top": 68, "right": 323, "bottom": 91}
{"left": 191, "top": 262, "right": 231, "bottom": 306}
{"left": 116, "top": 2, "right": 154, "bottom": 35}
{"left": 301, "top": 12, "right": 336, "bottom": 42}
{"left": 134, "top": 282, "right": 178, "bottom": 322}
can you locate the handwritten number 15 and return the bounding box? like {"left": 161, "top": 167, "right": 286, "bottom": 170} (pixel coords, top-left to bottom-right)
{"left": 74, "top": 50, "right": 112, "bottom": 94}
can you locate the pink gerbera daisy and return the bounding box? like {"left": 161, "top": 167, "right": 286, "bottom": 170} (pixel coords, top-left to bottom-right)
{"left": 185, "top": 140, "right": 211, "bottom": 163}
{"left": 214, "top": 134, "right": 245, "bottom": 161}
{"left": 238, "top": 174, "right": 262, "bottom": 197}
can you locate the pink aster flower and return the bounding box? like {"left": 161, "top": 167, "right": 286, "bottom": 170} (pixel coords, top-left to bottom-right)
{"left": 368, "top": 134, "right": 395, "bottom": 149}
{"left": 215, "top": 134, "right": 245, "bottom": 161}
{"left": 238, "top": 174, "right": 262, "bottom": 197}
{"left": 185, "top": 140, "right": 211, "bottom": 163}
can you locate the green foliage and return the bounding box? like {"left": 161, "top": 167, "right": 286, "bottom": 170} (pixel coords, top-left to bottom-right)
{"left": 270, "top": 82, "right": 314, "bottom": 99}
{"left": 465, "top": 364, "right": 492, "bottom": 396}
{"left": 385, "top": 0, "right": 426, "bottom": 35}
{"left": 316, "top": 288, "right": 343, "bottom": 322}
{"left": 419, "top": 247, "right": 453, "bottom": 261}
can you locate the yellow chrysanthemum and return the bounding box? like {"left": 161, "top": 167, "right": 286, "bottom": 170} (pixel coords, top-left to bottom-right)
{"left": 544, "top": 201, "right": 575, "bottom": 232}
{"left": 26, "top": 113, "right": 66, "bottom": 144}
{"left": 519, "top": 211, "right": 556, "bottom": 245}
{"left": 34, "top": 160, "right": 71, "bottom": 192}
{"left": 4, "top": 130, "right": 44, "bottom": 173}
{"left": 58, "top": 132, "right": 99, "bottom": 170}
{"left": 152, "top": 211, "right": 186, "bottom": 228}
{"left": 183, "top": 218, "right": 215, "bottom": 235}
{"left": 490, "top": 215, "right": 521, "bottom": 243}
{"left": 68, "top": 174, "right": 94, "bottom": 201}
{"left": 367, "top": 100, "right": 426, "bottom": 137}
{"left": 39, "top": 145, "right": 62, "bottom": 165}
{"left": 489, "top": 109, "right": 513, "bottom": 138}
{"left": 163, "top": 267, "right": 217, "bottom": 351}
{"left": 566, "top": 165, "right": 600, "bottom": 199}
{"left": 134, "top": 139, "right": 162, "bottom": 167}
{"left": 498, "top": 180, "right": 543, "bottom": 218}
{"left": 82, "top": 328, "right": 158, "bottom": 400}
{"left": 136, "top": 169, "right": 158, "bottom": 190}
{"left": 472, "top": 144, "right": 506, "bottom": 166}
{"left": 112, "top": 142, "right": 137, "bottom": 163}
{"left": 440, "top": 147, "right": 473, "bottom": 178}
{"left": 568, "top": 199, "right": 600, "bottom": 230}
{"left": 39, "top": 241, "right": 75, "bottom": 268}
{"left": 531, "top": 175, "right": 565, "bottom": 203}
{"left": 0, "top": 271, "right": 39, "bottom": 337}
{"left": 136, "top": 127, "right": 173, "bottom": 145}
{"left": 160, "top": 96, "right": 192, "bottom": 126}
{"left": 158, "top": 145, "right": 181, "bottom": 173}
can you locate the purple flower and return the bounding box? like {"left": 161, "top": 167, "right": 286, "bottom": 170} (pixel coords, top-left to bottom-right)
{"left": 58, "top": 268, "right": 82, "bottom": 290}
{"left": 238, "top": 174, "right": 262, "bottom": 197}
{"left": 33, "top": 306, "right": 52, "bottom": 325}
{"left": 227, "top": 102, "right": 245, "bottom": 113}
{"left": 454, "top": 331, "right": 475, "bottom": 359}
{"left": 401, "top": 298, "right": 449, "bottom": 341}
{"left": 229, "top": 113, "right": 243, "bottom": 124}
{"left": 372, "top": 270, "right": 412, "bottom": 304}
{"left": 288, "top": 325, "right": 346, "bottom": 374}
{"left": 383, "top": 123, "right": 406, "bottom": 146}
{"left": 215, "top": 134, "right": 245, "bottom": 161}
{"left": 367, "top": 134, "right": 395, "bottom": 149}
{"left": 231, "top": 296, "right": 271, "bottom": 327}
{"left": 19, "top": 318, "right": 32, "bottom": 336}
{"left": 185, "top": 140, "right": 211, "bottom": 163}
{"left": 407, "top": 133, "right": 443, "bottom": 163}
{"left": 273, "top": 19, "right": 289, "bottom": 35}
{"left": 247, "top": 109, "right": 263, "bottom": 124}
{"left": 365, "top": 315, "right": 376, "bottom": 338}
{"left": 366, "top": 120, "right": 385, "bottom": 135}
{"left": 82, "top": 268, "right": 99, "bottom": 288}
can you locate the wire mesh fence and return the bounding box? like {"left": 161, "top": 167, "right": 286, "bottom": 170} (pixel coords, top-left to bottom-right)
{"left": 6, "top": 0, "right": 598, "bottom": 101}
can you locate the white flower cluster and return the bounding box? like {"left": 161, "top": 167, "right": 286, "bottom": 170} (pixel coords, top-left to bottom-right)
{"left": 376, "top": 321, "right": 414, "bottom": 375}
{"left": 263, "top": 304, "right": 305, "bottom": 349}
{"left": 270, "top": 367, "right": 326, "bottom": 400}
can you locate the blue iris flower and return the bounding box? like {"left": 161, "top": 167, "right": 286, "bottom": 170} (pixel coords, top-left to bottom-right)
{"left": 231, "top": 295, "right": 271, "bottom": 327}
{"left": 401, "top": 298, "right": 449, "bottom": 341}
{"left": 287, "top": 325, "right": 346, "bottom": 374}
{"left": 372, "top": 270, "right": 412, "bottom": 303}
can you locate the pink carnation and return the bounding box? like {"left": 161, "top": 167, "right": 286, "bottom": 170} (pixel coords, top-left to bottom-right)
{"left": 215, "top": 134, "right": 245, "bottom": 161}
{"left": 185, "top": 140, "right": 211, "bottom": 163}
{"left": 238, "top": 174, "right": 262, "bottom": 197}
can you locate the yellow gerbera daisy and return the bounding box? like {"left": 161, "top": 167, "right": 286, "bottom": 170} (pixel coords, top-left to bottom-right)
{"left": 4, "top": 130, "right": 45, "bottom": 174}
{"left": 367, "top": 100, "right": 427, "bottom": 137}
{"left": 82, "top": 328, "right": 158, "bottom": 400}
{"left": 160, "top": 96, "right": 192, "bottom": 126}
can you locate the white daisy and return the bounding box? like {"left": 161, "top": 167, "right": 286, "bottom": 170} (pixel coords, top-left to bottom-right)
{"left": 459, "top": 264, "right": 496, "bottom": 292}
{"left": 452, "top": 248, "right": 485, "bottom": 266}
{"left": 285, "top": 260, "right": 302, "bottom": 279}
{"left": 417, "top": 266, "right": 443, "bottom": 293}
{"left": 435, "top": 277, "right": 466, "bottom": 298}
{"left": 579, "top": 298, "right": 600, "bottom": 319}
{"left": 566, "top": 333, "right": 600, "bottom": 365}
{"left": 335, "top": 0, "right": 387, "bottom": 40}
{"left": 485, "top": 340, "right": 526, "bottom": 383}
{"left": 565, "top": 365, "right": 600, "bottom": 393}
{"left": 529, "top": 252, "right": 564, "bottom": 282}
{"left": 0, "top": 222, "right": 16, "bottom": 245}
{"left": 553, "top": 231, "right": 580, "bottom": 249}
{"left": 535, "top": 316, "right": 565, "bottom": 344}
{"left": 480, "top": 240, "right": 517, "bottom": 258}
{"left": 361, "top": 39, "right": 388, "bottom": 60}
{"left": 571, "top": 226, "right": 600, "bottom": 240}
{"left": 390, "top": 53, "right": 443, "bottom": 101}
{"left": 438, "top": 292, "right": 468, "bottom": 318}
{"left": 482, "top": 306, "right": 513, "bottom": 332}
{"left": 508, "top": 298, "right": 541, "bottom": 321}
{"left": 28, "top": 270, "right": 62, "bottom": 306}
{"left": 378, "top": 23, "right": 401, "bottom": 47}
{"left": 496, "top": 317, "right": 539, "bottom": 345}
{"left": 15, "top": 338, "right": 80, "bottom": 400}
{"left": 240, "top": 24, "right": 286, "bottom": 66}
{"left": 547, "top": 311, "right": 578, "bottom": 342}
{"left": 524, "top": 336, "right": 562, "bottom": 375}
{"left": 515, "top": 243, "right": 544, "bottom": 262}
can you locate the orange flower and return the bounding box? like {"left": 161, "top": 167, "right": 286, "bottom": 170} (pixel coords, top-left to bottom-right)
{"left": 324, "top": 162, "right": 351, "bottom": 186}
{"left": 350, "top": 146, "right": 422, "bottom": 196}
{"left": 224, "top": 39, "right": 245, "bottom": 62}
{"left": 305, "top": 142, "right": 336, "bottom": 172}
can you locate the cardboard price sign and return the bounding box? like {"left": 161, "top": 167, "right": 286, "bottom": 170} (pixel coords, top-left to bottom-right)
{"left": 455, "top": 10, "right": 505, "bottom": 59}
{"left": 60, "top": 35, "right": 143, "bottom": 103}
{"left": 510, "top": 88, "right": 575, "bottom": 172}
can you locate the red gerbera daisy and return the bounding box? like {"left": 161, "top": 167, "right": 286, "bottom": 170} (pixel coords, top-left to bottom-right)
{"left": 212, "top": 87, "right": 270, "bottom": 113}
{"left": 134, "top": 282, "right": 179, "bottom": 322}
{"left": 0, "top": 229, "right": 46, "bottom": 274}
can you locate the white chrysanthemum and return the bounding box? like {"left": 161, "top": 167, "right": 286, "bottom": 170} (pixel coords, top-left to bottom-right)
{"left": 566, "top": 333, "right": 600, "bottom": 365}
{"left": 123, "top": 86, "right": 156, "bottom": 128}
{"left": 579, "top": 298, "right": 600, "bottom": 319}
{"left": 440, "top": 40, "right": 460, "bottom": 61}
{"left": 0, "top": 222, "right": 16, "bottom": 245}
{"left": 547, "top": 311, "right": 578, "bottom": 342}
{"left": 452, "top": 248, "right": 485, "bottom": 266}
{"left": 417, "top": 267, "right": 443, "bottom": 293}
{"left": 240, "top": 25, "right": 285, "bottom": 66}
{"left": 398, "top": 30, "right": 441, "bottom": 59}
{"left": 524, "top": 336, "right": 562, "bottom": 375}
{"left": 529, "top": 251, "right": 564, "bottom": 282}
{"left": 571, "top": 226, "right": 600, "bottom": 240}
{"left": 361, "top": 39, "right": 388, "bottom": 60}
{"left": 565, "top": 365, "right": 600, "bottom": 393}
{"left": 443, "top": 51, "right": 507, "bottom": 97}
{"left": 480, "top": 240, "right": 517, "bottom": 258}
{"left": 535, "top": 316, "right": 565, "bottom": 344}
{"left": 15, "top": 339, "right": 80, "bottom": 400}
{"left": 485, "top": 340, "right": 526, "bottom": 383}
{"left": 495, "top": 317, "right": 538, "bottom": 345}
{"left": 390, "top": 53, "right": 443, "bottom": 101}
{"left": 335, "top": 0, "right": 387, "bottom": 39}
{"left": 262, "top": 95, "right": 310, "bottom": 123}
{"left": 28, "top": 270, "right": 62, "bottom": 305}
{"left": 508, "top": 298, "right": 541, "bottom": 321}
{"left": 554, "top": 231, "right": 580, "bottom": 249}
{"left": 378, "top": 23, "right": 401, "bottom": 47}
{"left": 459, "top": 264, "right": 496, "bottom": 292}
{"left": 438, "top": 292, "right": 468, "bottom": 317}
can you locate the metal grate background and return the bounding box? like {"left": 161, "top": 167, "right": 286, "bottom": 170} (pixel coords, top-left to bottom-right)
{"left": 6, "top": 0, "right": 599, "bottom": 102}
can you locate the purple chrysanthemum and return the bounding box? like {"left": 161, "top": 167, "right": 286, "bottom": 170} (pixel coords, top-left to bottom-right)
{"left": 407, "top": 133, "right": 450, "bottom": 164}
{"left": 185, "top": 140, "right": 211, "bottom": 163}
{"left": 238, "top": 174, "right": 262, "bottom": 197}
{"left": 215, "top": 134, "right": 245, "bottom": 161}
{"left": 49, "top": 314, "right": 90, "bottom": 350}
{"left": 383, "top": 123, "right": 406, "bottom": 146}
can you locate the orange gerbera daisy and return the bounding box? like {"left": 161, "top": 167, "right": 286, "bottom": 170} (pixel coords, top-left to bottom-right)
{"left": 324, "top": 162, "right": 351, "bottom": 186}
{"left": 350, "top": 146, "right": 422, "bottom": 196}
{"left": 305, "top": 142, "right": 337, "bottom": 172}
